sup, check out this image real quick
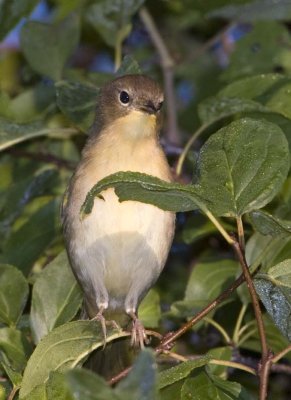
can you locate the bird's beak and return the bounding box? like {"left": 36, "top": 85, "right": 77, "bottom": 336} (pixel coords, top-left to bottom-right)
{"left": 139, "top": 101, "right": 161, "bottom": 115}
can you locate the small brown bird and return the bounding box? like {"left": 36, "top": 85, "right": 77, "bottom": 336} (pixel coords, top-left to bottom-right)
{"left": 62, "top": 74, "right": 175, "bottom": 374}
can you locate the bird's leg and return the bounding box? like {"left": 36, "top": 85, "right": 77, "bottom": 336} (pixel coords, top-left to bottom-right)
{"left": 91, "top": 303, "right": 108, "bottom": 342}
{"left": 91, "top": 303, "right": 121, "bottom": 346}
{"left": 127, "top": 310, "right": 148, "bottom": 349}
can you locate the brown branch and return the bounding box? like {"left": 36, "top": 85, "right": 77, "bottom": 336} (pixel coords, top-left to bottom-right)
{"left": 155, "top": 273, "right": 245, "bottom": 352}
{"left": 8, "top": 386, "right": 20, "bottom": 400}
{"left": 139, "top": 7, "right": 180, "bottom": 145}
{"left": 231, "top": 240, "right": 270, "bottom": 400}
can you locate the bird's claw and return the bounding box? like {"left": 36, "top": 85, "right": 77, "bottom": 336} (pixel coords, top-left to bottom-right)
{"left": 130, "top": 318, "right": 149, "bottom": 349}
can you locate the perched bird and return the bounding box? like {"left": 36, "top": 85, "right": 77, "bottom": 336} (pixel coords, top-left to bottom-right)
{"left": 62, "top": 74, "right": 175, "bottom": 375}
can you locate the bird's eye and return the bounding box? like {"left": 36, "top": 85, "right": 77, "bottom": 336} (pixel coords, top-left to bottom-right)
{"left": 119, "top": 91, "right": 130, "bottom": 105}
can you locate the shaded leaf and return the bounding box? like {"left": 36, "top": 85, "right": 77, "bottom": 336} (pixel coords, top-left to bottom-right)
{"left": 86, "top": 0, "right": 145, "bottom": 47}
{"left": 2, "top": 199, "right": 59, "bottom": 276}
{"left": 20, "top": 15, "right": 80, "bottom": 80}
{"left": 222, "top": 22, "right": 291, "bottom": 81}
{"left": 116, "top": 350, "right": 157, "bottom": 400}
{"left": 19, "top": 321, "right": 128, "bottom": 399}
{"left": 181, "top": 371, "right": 251, "bottom": 399}
{"left": 116, "top": 55, "right": 141, "bottom": 76}
{"left": 66, "top": 368, "right": 117, "bottom": 400}
{"left": 0, "top": 264, "right": 28, "bottom": 326}
{"left": 196, "top": 118, "right": 290, "bottom": 216}
{"left": 30, "top": 251, "right": 82, "bottom": 344}
{"left": 185, "top": 260, "right": 238, "bottom": 307}
{"left": 0, "top": 0, "right": 39, "bottom": 41}
{"left": 158, "top": 357, "right": 209, "bottom": 389}
{"left": 1, "top": 359, "right": 22, "bottom": 387}
{"left": 55, "top": 80, "right": 99, "bottom": 131}
{"left": 198, "top": 97, "right": 267, "bottom": 125}
{"left": 255, "top": 259, "right": 291, "bottom": 341}
{"left": 219, "top": 73, "right": 286, "bottom": 99}
{"left": 139, "top": 289, "right": 161, "bottom": 328}
{"left": 209, "top": 0, "right": 291, "bottom": 21}
{"left": 0, "top": 118, "right": 77, "bottom": 152}
{"left": 0, "top": 327, "right": 30, "bottom": 370}
{"left": 249, "top": 210, "right": 291, "bottom": 236}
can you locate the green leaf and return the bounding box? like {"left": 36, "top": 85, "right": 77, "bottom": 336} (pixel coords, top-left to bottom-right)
{"left": 80, "top": 171, "right": 200, "bottom": 217}
{"left": 55, "top": 80, "right": 99, "bottom": 131}
{"left": 198, "top": 97, "right": 267, "bottom": 125}
{"left": 20, "top": 15, "right": 80, "bottom": 80}
{"left": 0, "top": 118, "right": 77, "bottom": 152}
{"left": 46, "top": 372, "right": 73, "bottom": 400}
{"left": 249, "top": 210, "right": 291, "bottom": 236}
{"left": 255, "top": 259, "right": 291, "bottom": 341}
{"left": 0, "top": 0, "right": 39, "bottom": 41}
{"left": 116, "top": 350, "right": 157, "bottom": 400}
{"left": 196, "top": 118, "right": 290, "bottom": 216}
{"left": 265, "top": 82, "right": 291, "bottom": 120}
{"left": 2, "top": 200, "right": 59, "bottom": 276}
{"left": 116, "top": 55, "right": 141, "bottom": 76}
{"left": 66, "top": 368, "right": 117, "bottom": 400}
{"left": 0, "top": 264, "right": 28, "bottom": 326}
{"left": 139, "top": 289, "right": 161, "bottom": 328}
{"left": 1, "top": 359, "right": 22, "bottom": 387}
{"left": 30, "top": 251, "right": 82, "bottom": 344}
{"left": 184, "top": 260, "right": 238, "bottom": 307}
{"left": 81, "top": 118, "right": 289, "bottom": 219}
{"left": 21, "top": 384, "right": 47, "bottom": 400}
{"left": 222, "top": 22, "right": 291, "bottom": 81}
{"left": 85, "top": 0, "right": 145, "bottom": 47}
{"left": 209, "top": 0, "right": 291, "bottom": 21}
{"left": 19, "top": 321, "right": 128, "bottom": 399}
{"left": 181, "top": 372, "right": 251, "bottom": 399}
{"left": 0, "top": 327, "right": 30, "bottom": 370}
{"left": 158, "top": 357, "right": 209, "bottom": 389}
{"left": 206, "top": 347, "right": 232, "bottom": 376}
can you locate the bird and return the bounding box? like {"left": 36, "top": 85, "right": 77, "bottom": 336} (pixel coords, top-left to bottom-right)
{"left": 62, "top": 74, "right": 175, "bottom": 375}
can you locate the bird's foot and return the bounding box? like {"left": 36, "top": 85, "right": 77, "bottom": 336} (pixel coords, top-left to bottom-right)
{"left": 128, "top": 312, "right": 149, "bottom": 349}
{"left": 91, "top": 309, "right": 121, "bottom": 347}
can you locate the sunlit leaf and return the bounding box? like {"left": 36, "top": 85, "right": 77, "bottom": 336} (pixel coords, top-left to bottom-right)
{"left": 19, "top": 321, "right": 128, "bottom": 399}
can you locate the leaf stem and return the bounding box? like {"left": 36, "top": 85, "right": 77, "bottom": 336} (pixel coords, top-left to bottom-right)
{"left": 209, "top": 358, "right": 256, "bottom": 376}
{"left": 236, "top": 216, "right": 245, "bottom": 250}
{"left": 176, "top": 122, "right": 209, "bottom": 176}
{"left": 272, "top": 344, "right": 291, "bottom": 364}
{"left": 233, "top": 304, "right": 247, "bottom": 344}
{"left": 114, "top": 34, "right": 122, "bottom": 71}
{"left": 8, "top": 386, "right": 20, "bottom": 400}
{"left": 204, "top": 209, "right": 235, "bottom": 245}
{"left": 204, "top": 317, "right": 232, "bottom": 345}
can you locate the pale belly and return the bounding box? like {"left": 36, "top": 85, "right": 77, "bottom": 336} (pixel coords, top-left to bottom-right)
{"left": 69, "top": 188, "right": 174, "bottom": 311}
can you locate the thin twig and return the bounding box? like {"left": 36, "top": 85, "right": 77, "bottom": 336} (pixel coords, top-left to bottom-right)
{"left": 139, "top": 7, "right": 179, "bottom": 145}
{"left": 272, "top": 344, "right": 291, "bottom": 364}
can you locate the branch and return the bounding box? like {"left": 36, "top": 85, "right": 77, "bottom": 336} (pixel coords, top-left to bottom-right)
{"left": 139, "top": 7, "right": 179, "bottom": 145}
{"left": 231, "top": 240, "right": 270, "bottom": 400}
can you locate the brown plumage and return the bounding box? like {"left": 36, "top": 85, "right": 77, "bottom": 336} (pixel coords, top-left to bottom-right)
{"left": 62, "top": 74, "right": 175, "bottom": 376}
